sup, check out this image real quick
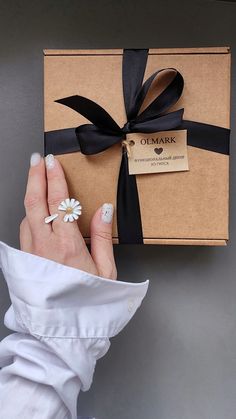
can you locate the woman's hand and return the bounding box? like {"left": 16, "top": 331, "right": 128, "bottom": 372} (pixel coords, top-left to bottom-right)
{"left": 19, "top": 152, "right": 117, "bottom": 280}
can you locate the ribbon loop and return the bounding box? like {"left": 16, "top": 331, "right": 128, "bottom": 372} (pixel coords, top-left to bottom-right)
{"left": 135, "top": 68, "right": 184, "bottom": 122}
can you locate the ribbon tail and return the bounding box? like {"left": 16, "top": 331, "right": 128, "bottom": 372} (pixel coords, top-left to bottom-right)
{"left": 44, "top": 128, "right": 80, "bottom": 156}
{"left": 117, "top": 151, "right": 143, "bottom": 244}
{"left": 180, "top": 120, "right": 230, "bottom": 155}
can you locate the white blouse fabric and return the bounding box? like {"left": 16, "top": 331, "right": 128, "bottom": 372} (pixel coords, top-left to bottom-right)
{"left": 0, "top": 240, "right": 149, "bottom": 419}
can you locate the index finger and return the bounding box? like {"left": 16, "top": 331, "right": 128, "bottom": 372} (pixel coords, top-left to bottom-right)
{"left": 24, "top": 152, "right": 52, "bottom": 239}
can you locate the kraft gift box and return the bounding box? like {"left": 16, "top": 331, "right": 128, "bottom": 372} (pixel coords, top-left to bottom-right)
{"left": 44, "top": 47, "right": 231, "bottom": 245}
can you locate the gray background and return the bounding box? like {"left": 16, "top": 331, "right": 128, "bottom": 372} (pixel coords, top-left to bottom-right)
{"left": 0, "top": 0, "right": 235, "bottom": 418}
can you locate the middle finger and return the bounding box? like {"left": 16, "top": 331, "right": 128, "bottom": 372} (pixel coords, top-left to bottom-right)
{"left": 45, "top": 154, "right": 83, "bottom": 237}
{"left": 24, "top": 152, "right": 52, "bottom": 240}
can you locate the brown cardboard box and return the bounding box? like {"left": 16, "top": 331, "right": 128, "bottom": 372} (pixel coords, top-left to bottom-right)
{"left": 44, "top": 47, "right": 231, "bottom": 246}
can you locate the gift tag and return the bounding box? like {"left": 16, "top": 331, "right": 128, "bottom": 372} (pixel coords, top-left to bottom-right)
{"left": 125, "top": 129, "right": 189, "bottom": 175}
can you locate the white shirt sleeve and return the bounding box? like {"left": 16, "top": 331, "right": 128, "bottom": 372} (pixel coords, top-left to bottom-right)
{"left": 0, "top": 240, "right": 149, "bottom": 419}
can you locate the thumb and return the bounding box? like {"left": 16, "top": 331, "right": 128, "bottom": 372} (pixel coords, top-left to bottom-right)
{"left": 90, "top": 203, "right": 117, "bottom": 280}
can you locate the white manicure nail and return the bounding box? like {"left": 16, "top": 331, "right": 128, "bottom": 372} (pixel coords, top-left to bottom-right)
{"left": 30, "top": 152, "right": 41, "bottom": 167}
{"left": 45, "top": 154, "right": 55, "bottom": 169}
{"left": 101, "top": 203, "right": 114, "bottom": 224}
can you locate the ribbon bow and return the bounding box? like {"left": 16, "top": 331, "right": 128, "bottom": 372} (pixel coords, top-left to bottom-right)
{"left": 55, "top": 49, "right": 185, "bottom": 244}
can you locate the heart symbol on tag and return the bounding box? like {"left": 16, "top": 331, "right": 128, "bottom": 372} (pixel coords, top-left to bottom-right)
{"left": 154, "top": 147, "right": 163, "bottom": 155}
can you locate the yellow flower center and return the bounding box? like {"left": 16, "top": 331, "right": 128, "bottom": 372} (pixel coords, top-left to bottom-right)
{"left": 66, "top": 207, "right": 73, "bottom": 214}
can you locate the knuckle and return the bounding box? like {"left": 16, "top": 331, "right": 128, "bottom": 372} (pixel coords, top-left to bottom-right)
{"left": 46, "top": 170, "right": 61, "bottom": 181}
{"left": 57, "top": 234, "right": 77, "bottom": 256}
{"left": 93, "top": 230, "right": 112, "bottom": 243}
{"left": 48, "top": 192, "right": 66, "bottom": 207}
{"left": 24, "top": 194, "right": 41, "bottom": 210}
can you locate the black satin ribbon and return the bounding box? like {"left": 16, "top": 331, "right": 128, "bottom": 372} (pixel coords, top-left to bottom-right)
{"left": 44, "top": 48, "right": 230, "bottom": 244}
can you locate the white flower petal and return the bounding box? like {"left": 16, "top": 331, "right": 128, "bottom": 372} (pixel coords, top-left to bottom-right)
{"left": 70, "top": 198, "right": 76, "bottom": 207}
{"left": 65, "top": 198, "right": 71, "bottom": 207}
{"left": 63, "top": 200, "right": 68, "bottom": 207}
{"left": 72, "top": 200, "right": 80, "bottom": 207}
{"left": 68, "top": 214, "right": 74, "bottom": 222}
{"left": 74, "top": 204, "right": 82, "bottom": 210}
{"left": 73, "top": 208, "right": 81, "bottom": 215}
{"left": 73, "top": 213, "right": 79, "bottom": 220}
{"left": 71, "top": 202, "right": 78, "bottom": 209}
{"left": 58, "top": 204, "right": 66, "bottom": 211}
{"left": 64, "top": 213, "right": 70, "bottom": 222}
{"left": 71, "top": 199, "right": 79, "bottom": 208}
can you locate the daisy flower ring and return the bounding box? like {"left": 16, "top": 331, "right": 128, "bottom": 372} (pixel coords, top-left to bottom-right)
{"left": 58, "top": 198, "right": 82, "bottom": 223}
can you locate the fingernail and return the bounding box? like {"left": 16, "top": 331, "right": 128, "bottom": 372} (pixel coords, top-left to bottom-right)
{"left": 101, "top": 203, "right": 114, "bottom": 224}
{"left": 30, "top": 152, "right": 41, "bottom": 167}
{"left": 45, "top": 154, "right": 55, "bottom": 170}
